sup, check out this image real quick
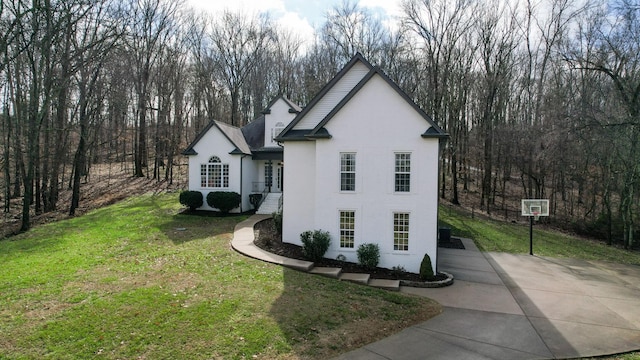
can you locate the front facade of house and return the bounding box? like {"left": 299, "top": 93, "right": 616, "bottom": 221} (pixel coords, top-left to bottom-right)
{"left": 184, "top": 54, "right": 446, "bottom": 273}
{"left": 182, "top": 96, "right": 300, "bottom": 212}
{"left": 276, "top": 54, "right": 447, "bottom": 273}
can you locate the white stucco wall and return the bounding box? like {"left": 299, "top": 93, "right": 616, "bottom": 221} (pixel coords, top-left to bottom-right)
{"left": 240, "top": 156, "right": 258, "bottom": 212}
{"left": 283, "top": 74, "right": 441, "bottom": 273}
{"left": 186, "top": 127, "right": 245, "bottom": 213}
{"left": 282, "top": 141, "right": 316, "bottom": 245}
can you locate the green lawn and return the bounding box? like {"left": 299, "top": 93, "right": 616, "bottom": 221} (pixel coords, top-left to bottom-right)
{"left": 0, "top": 193, "right": 440, "bottom": 360}
{"left": 439, "top": 204, "right": 640, "bottom": 266}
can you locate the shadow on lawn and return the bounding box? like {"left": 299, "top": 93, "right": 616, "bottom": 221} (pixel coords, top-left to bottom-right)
{"left": 267, "top": 263, "right": 442, "bottom": 359}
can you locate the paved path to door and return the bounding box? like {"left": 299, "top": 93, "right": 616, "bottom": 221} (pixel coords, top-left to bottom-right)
{"left": 334, "top": 239, "right": 640, "bottom": 360}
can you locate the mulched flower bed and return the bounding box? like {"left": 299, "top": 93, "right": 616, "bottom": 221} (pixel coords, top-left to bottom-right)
{"left": 253, "top": 219, "right": 449, "bottom": 282}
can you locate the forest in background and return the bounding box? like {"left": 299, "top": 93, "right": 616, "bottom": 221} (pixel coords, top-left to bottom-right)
{"left": 0, "top": 0, "right": 638, "bottom": 249}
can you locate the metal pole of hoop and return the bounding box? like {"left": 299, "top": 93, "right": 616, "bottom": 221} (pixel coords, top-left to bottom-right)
{"left": 529, "top": 215, "right": 534, "bottom": 255}
{"left": 530, "top": 211, "right": 539, "bottom": 255}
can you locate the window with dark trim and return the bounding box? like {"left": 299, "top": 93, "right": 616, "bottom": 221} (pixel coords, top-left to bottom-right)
{"left": 394, "top": 153, "right": 411, "bottom": 192}
{"left": 340, "top": 153, "right": 356, "bottom": 191}
{"left": 201, "top": 156, "right": 229, "bottom": 188}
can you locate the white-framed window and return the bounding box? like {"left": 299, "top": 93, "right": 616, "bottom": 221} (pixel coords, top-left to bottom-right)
{"left": 200, "top": 156, "right": 229, "bottom": 188}
{"left": 393, "top": 212, "right": 410, "bottom": 251}
{"left": 340, "top": 153, "right": 356, "bottom": 191}
{"left": 394, "top": 153, "right": 411, "bottom": 192}
{"left": 339, "top": 210, "right": 355, "bottom": 248}
{"left": 271, "top": 122, "right": 285, "bottom": 140}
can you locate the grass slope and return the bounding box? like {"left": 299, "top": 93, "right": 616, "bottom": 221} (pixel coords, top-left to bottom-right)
{"left": 440, "top": 205, "right": 640, "bottom": 266}
{"left": 0, "top": 193, "right": 440, "bottom": 360}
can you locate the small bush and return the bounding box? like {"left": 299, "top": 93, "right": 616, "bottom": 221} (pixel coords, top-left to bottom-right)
{"left": 300, "top": 230, "right": 331, "bottom": 262}
{"left": 179, "top": 190, "right": 203, "bottom": 211}
{"left": 206, "top": 191, "right": 241, "bottom": 213}
{"left": 357, "top": 243, "right": 380, "bottom": 270}
{"left": 420, "top": 254, "right": 434, "bottom": 280}
{"left": 249, "top": 194, "right": 262, "bottom": 209}
{"left": 391, "top": 265, "right": 406, "bottom": 279}
{"left": 272, "top": 211, "right": 282, "bottom": 234}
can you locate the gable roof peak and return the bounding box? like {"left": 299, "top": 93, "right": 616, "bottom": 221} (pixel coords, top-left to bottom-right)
{"left": 261, "top": 94, "right": 302, "bottom": 115}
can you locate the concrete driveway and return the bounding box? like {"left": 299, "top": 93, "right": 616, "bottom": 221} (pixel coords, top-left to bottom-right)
{"left": 334, "top": 239, "right": 640, "bottom": 360}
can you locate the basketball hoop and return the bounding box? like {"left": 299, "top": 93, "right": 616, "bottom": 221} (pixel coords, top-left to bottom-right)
{"left": 521, "top": 199, "right": 549, "bottom": 256}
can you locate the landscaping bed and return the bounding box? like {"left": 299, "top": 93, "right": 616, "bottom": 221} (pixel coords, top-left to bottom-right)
{"left": 254, "top": 219, "right": 449, "bottom": 283}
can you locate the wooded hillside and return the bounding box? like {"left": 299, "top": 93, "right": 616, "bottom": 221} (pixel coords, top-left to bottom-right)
{"left": 1, "top": 0, "right": 638, "bottom": 248}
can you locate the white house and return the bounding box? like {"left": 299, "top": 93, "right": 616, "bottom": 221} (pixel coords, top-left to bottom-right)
{"left": 182, "top": 95, "right": 301, "bottom": 212}
{"left": 184, "top": 54, "right": 447, "bottom": 273}
{"left": 275, "top": 54, "right": 447, "bottom": 273}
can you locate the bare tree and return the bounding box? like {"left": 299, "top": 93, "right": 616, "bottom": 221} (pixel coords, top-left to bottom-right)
{"left": 208, "top": 10, "right": 273, "bottom": 126}
{"left": 125, "top": 0, "right": 181, "bottom": 177}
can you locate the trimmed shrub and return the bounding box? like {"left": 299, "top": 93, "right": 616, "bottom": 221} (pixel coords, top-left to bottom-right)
{"left": 272, "top": 211, "right": 282, "bottom": 234}
{"left": 357, "top": 243, "right": 380, "bottom": 270}
{"left": 206, "top": 191, "right": 241, "bottom": 214}
{"left": 179, "top": 190, "right": 203, "bottom": 211}
{"left": 420, "top": 253, "right": 435, "bottom": 280}
{"left": 249, "top": 194, "right": 262, "bottom": 209}
{"left": 300, "top": 230, "right": 331, "bottom": 262}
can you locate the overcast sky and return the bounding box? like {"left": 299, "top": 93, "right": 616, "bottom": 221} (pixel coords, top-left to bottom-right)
{"left": 186, "top": 0, "right": 404, "bottom": 45}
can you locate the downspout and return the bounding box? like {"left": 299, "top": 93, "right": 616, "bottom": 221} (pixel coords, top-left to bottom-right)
{"left": 435, "top": 138, "right": 445, "bottom": 274}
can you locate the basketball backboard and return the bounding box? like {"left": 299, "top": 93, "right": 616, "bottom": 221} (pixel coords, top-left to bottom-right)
{"left": 521, "top": 199, "right": 549, "bottom": 217}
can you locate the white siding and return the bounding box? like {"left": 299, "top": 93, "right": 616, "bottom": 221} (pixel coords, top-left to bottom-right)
{"left": 264, "top": 98, "right": 297, "bottom": 147}
{"left": 293, "top": 62, "right": 370, "bottom": 130}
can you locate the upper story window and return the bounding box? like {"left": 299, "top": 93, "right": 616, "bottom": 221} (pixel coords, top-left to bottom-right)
{"left": 200, "top": 156, "right": 229, "bottom": 188}
{"left": 271, "top": 122, "right": 285, "bottom": 141}
{"left": 340, "top": 153, "right": 356, "bottom": 192}
{"left": 394, "top": 153, "right": 411, "bottom": 192}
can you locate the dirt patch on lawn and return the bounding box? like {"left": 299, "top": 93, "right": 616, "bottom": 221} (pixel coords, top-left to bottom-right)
{"left": 2, "top": 162, "right": 187, "bottom": 238}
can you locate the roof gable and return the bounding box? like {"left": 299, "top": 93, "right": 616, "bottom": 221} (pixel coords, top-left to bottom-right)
{"left": 182, "top": 120, "right": 252, "bottom": 156}
{"left": 308, "top": 67, "right": 446, "bottom": 138}
{"left": 276, "top": 53, "right": 374, "bottom": 141}
{"left": 276, "top": 53, "right": 447, "bottom": 141}
{"left": 262, "top": 94, "right": 302, "bottom": 114}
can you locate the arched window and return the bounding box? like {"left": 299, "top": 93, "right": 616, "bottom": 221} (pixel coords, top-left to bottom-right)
{"left": 200, "top": 155, "right": 229, "bottom": 188}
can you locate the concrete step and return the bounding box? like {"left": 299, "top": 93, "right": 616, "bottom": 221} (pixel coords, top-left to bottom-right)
{"left": 310, "top": 267, "right": 342, "bottom": 278}
{"left": 339, "top": 273, "right": 370, "bottom": 285}
{"left": 256, "top": 193, "right": 282, "bottom": 215}
{"left": 368, "top": 279, "right": 401, "bottom": 291}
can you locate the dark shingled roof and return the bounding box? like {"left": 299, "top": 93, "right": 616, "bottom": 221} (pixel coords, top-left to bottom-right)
{"left": 182, "top": 96, "right": 302, "bottom": 157}
{"left": 241, "top": 115, "right": 265, "bottom": 150}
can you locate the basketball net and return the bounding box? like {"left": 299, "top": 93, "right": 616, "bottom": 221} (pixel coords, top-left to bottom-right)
{"left": 533, "top": 212, "right": 540, "bottom": 221}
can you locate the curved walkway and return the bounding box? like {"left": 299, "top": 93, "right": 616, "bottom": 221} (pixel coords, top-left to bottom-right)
{"left": 232, "top": 215, "right": 640, "bottom": 359}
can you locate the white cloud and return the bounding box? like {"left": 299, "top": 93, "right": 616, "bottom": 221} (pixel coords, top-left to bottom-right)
{"left": 186, "top": 0, "right": 285, "bottom": 15}
{"left": 276, "top": 11, "right": 316, "bottom": 49}
{"left": 360, "top": 0, "right": 403, "bottom": 19}
{"left": 187, "top": 0, "right": 316, "bottom": 50}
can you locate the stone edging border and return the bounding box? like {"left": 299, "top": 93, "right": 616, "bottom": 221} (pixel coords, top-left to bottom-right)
{"left": 400, "top": 271, "right": 454, "bottom": 288}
